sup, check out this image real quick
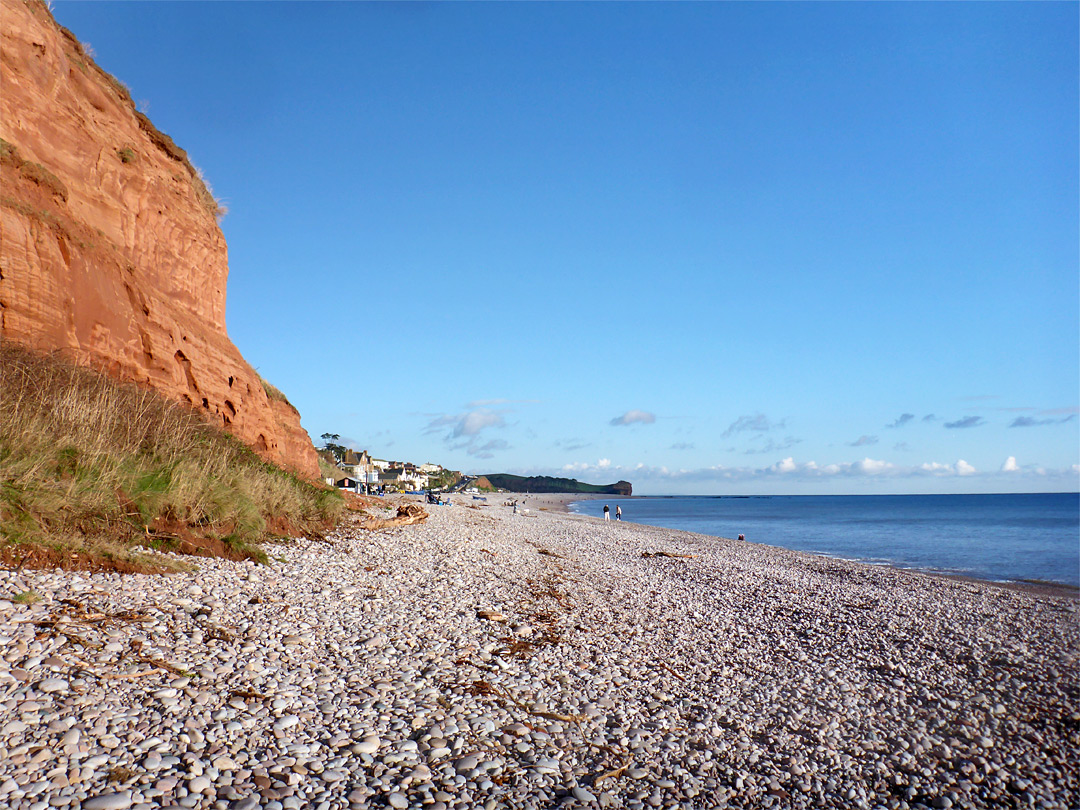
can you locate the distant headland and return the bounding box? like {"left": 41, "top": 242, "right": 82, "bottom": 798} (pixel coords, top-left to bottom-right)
{"left": 476, "top": 474, "right": 632, "bottom": 496}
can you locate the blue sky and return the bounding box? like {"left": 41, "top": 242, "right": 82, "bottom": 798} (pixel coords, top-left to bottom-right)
{"left": 54, "top": 1, "right": 1078, "bottom": 495}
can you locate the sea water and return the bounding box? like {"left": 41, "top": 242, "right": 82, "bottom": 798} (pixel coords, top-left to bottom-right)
{"left": 570, "top": 493, "right": 1080, "bottom": 588}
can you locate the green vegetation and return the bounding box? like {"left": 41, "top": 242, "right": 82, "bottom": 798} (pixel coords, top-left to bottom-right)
{"left": 1, "top": 138, "right": 68, "bottom": 201}
{"left": 0, "top": 343, "right": 343, "bottom": 571}
{"left": 117, "top": 146, "right": 136, "bottom": 164}
{"left": 13, "top": 591, "right": 41, "bottom": 605}
{"left": 319, "top": 433, "right": 347, "bottom": 463}
{"left": 317, "top": 454, "right": 341, "bottom": 482}
{"left": 479, "top": 474, "right": 632, "bottom": 496}
{"left": 0, "top": 194, "right": 58, "bottom": 225}
{"left": 425, "top": 469, "right": 462, "bottom": 491}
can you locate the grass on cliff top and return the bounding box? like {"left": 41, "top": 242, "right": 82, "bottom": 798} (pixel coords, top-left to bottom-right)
{"left": 259, "top": 375, "right": 294, "bottom": 409}
{"left": 0, "top": 343, "right": 343, "bottom": 573}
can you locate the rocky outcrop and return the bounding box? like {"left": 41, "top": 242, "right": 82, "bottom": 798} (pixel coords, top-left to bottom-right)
{"left": 0, "top": 0, "right": 319, "bottom": 479}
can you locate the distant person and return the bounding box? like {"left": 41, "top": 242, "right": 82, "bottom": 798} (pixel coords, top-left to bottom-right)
{"left": 615, "top": 505, "right": 622, "bottom": 521}
{"left": 603, "top": 504, "right": 610, "bottom": 520}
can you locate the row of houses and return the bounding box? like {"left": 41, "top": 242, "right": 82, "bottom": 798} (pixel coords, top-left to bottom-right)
{"left": 326, "top": 449, "right": 445, "bottom": 493}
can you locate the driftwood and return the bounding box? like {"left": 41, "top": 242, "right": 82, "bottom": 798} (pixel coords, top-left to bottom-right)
{"left": 360, "top": 503, "right": 429, "bottom": 530}
{"left": 641, "top": 551, "right": 695, "bottom": 559}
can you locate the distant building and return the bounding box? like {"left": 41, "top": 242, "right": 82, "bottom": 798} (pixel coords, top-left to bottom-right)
{"left": 340, "top": 449, "right": 374, "bottom": 481}
{"left": 378, "top": 468, "right": 428, "bottom": 491}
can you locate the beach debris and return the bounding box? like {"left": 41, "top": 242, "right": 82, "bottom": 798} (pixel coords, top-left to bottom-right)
{"left": 476, "top": 609, "right": 508, "bottom": 622}
{"left": 657, "top": 660, "right": 686, "bottom": 682}
{"left": 537, "top": 549, "right": 565, "bottom": 558}
{"left": 594, "top": 757, "right": 635, "bottom": 787}
{"left": 479, "top": 680, "right": 588, "bottom": 723}
{"left": 641, "top": 551, "right": 696, "bottom": 559}
{"left": 229, "top": 688, "right": 270, "bottom": 702}
{"left": 359, "top": 503, "right": 428, "bottom": 530}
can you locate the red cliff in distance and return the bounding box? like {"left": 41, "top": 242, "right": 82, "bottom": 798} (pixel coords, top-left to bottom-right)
{"left": 0, "top": 0, "right": 319, "bottom": 480}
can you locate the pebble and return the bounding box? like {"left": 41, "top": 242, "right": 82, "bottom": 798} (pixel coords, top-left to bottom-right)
{"left": 573, "top": 785, "right": 597, "bottom": 803}
{"left": 0, "top": 496, "right": 1073, "bottom": 810}
{"left": 81, "top": 794, "right": 133, "bottom": 810}
{"left": 353, "top": 736, "right": 381, "bottom": 754}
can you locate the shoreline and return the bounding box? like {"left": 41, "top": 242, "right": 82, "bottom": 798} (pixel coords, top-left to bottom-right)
{"left": 528, "top": 492, "right": 1079, "bottom": 600}
{"left": 0, "top": 497, "right": 1076, "bottom": 809}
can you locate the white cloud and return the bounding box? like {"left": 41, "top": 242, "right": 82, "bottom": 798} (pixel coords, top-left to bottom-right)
{"left": 425, "top": 407, "right": 509, "bottom": 439}
{"left": 562, "top": 458, "right": 614, "bottom": 474}
{"left": 855, "top": 457, "right": 893, "bottom": 474}
{"left": 919, "top": 462, "right": 952, "bottom": 473}
{"left": 918, "top": 460, "right": 975, "bottom": 476}
{"left": 425, "top": 406, "right": 512, "bottom": 458}
{"left": 1001, "top": 456, "right": 1020, "bottom": 472}
{"left": 456, "top": 410, "right": 504, "bottom": 437}
{"left": 772, "top": 457, "right": 798, "bottom": 473}
{"left": 610, "top": 410, "right": 656, "bottom": 426}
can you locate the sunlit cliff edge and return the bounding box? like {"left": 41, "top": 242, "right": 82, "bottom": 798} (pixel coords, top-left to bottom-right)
{"left": 0, "top": 0, "right": 319, "bottom": 480}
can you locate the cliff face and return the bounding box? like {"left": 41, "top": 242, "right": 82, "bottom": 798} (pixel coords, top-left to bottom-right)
{"left": 0, "top": 0, "right": 319, "bottom": 479}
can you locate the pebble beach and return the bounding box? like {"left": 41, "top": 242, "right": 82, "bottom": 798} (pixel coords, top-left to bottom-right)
{"left": 1, "top": 495, "right": 1076, "bottom": 810}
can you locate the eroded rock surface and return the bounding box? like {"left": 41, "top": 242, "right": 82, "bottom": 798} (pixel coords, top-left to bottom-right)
{"left": 0, "top": 0, "right": 318, "bottom": 479}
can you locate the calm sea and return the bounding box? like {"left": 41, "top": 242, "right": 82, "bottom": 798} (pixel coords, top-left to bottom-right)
{"left": 570, "top": 493, "right": 1080, "bottom": 588}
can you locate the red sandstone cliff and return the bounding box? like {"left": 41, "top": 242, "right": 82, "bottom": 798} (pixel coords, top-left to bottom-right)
{"left": 0, "top": 0, "right": 319, "bottom": 479}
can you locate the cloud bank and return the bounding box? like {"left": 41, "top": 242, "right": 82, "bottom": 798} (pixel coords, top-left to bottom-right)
{"left": 557, "top": 455, "right": 995, "bottom": 482}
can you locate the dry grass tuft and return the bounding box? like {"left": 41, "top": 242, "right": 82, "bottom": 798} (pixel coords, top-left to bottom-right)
{"left": 0, "top": 343, "right": 342, "bottom": 571}
{"left": 259, "top": 375, "right": 294, "bottom": 408}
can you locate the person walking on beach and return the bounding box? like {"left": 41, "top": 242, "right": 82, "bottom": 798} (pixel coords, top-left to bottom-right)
{"left": 603, "top": 504, "right": 610, "bottom": 520}
{"left": 615, "top": 505, "right": 622, "bottom": 521}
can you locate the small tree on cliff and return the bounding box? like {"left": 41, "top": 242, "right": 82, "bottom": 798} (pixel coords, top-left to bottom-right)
{"left": 320, "top": 433, "right": 346, "bottom": 463}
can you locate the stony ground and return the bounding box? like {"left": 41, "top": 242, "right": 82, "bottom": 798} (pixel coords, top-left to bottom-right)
{"left": 0, "top": 497, "right": 1076, "bottom": 810}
